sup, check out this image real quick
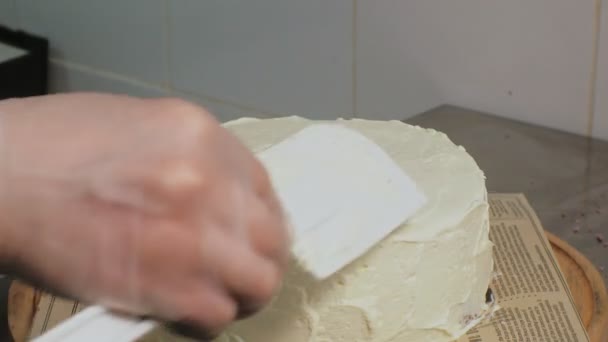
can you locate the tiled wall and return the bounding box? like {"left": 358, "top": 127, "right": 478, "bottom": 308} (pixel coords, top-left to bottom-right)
{"left": 0, "top": 0, "right": 606, "bottom": 138}
{"left": 0, "top": 0, "right": 16, "bottom": 28}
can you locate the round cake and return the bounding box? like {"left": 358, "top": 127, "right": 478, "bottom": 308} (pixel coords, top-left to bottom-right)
{"left": 145, "top": 116, "right": 495, "bottom": 342}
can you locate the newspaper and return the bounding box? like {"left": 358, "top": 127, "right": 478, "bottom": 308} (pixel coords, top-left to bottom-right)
{"left": 456, "top": 193, "right": 589, "bottom": 342}
{"left": 27, "top": 193, "right": 591, "bottom": 341}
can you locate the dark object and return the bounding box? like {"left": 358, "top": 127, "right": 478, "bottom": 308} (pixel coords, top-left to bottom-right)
{"left": 0, "top": 277, "right": 13, "bottom": 342}
{"left": 485, "top": 288, "right": 494, "bottom": 304}
{"left": 0, "top": 25, "right": 48, "bottom": 100}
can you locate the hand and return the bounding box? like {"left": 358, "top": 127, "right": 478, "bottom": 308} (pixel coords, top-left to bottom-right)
{"left": 0, "top": 93, "right": 290, "bottom": 337}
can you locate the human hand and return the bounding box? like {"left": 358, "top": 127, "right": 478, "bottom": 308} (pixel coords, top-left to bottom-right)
{"left": 0, "top": 93, "right": 289, "bottom": 337}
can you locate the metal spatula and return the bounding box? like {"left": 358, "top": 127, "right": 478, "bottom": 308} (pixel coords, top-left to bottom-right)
{"left": 33, "top": 123, "right": 426, "bottom": 342}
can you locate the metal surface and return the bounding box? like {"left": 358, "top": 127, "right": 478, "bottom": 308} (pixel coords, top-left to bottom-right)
{"left": 407, "top": 105, "right": 608, "bottom": 282}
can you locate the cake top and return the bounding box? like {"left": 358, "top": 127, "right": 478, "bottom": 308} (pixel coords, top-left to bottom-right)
{"left": 225, "top": 116, "right": 487, "bottom": 241}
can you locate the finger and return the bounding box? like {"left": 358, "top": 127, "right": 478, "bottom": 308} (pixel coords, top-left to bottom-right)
{"left": 250, "top": 156, "right": 275, "bottom": 199}
{"left": 165, "top": 282, "right": 237, "bottom": 337}
{"left": 246, "top": 197, "right": 290, "bottom": 268}
{"left": 200, "top": 227, "right": 280, "bottom": 308}
{"left": 120, "top": 220, "right": 210, "bottom": 315}
{"left": 248, "top": 158, "right": 291, "bottom": 247}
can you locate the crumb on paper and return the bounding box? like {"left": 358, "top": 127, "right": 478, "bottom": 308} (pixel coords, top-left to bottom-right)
{"left": 572, "top": 226, "right": 580, "bottom": 233}
{"left": 596, "top": 234, "right": 605, "bottom": 243}
{"left": 461, "top": 313, "right": 481, "bottom": 327}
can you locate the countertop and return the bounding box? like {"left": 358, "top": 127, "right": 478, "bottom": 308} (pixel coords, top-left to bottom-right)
{"left": 1, "top": 104, "right": 606, "bottom": 340}
{"left": 406, "top": 105, "right": 608, "bottom": 281}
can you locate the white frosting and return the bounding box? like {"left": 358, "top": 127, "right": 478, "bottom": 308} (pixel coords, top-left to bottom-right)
{"left": 143, "top": 116, "right": 494, "bottom": 342}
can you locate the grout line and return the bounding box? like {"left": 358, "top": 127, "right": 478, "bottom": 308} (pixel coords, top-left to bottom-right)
{"left": 352, "top": 0, "right": 358, "bottom": 118}
{"left": 587, "top": 0, "right": 602, "bottom": 137}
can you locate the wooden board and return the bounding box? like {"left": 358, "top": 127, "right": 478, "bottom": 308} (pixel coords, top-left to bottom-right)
{"left": 7, "top": 280, "right": 39, "bottom": 342}
{"left": 546, "top": 232, "right": 608, "bottom": 342}
{"left": 6, "top": 232, "right": 608, "bottom": 342}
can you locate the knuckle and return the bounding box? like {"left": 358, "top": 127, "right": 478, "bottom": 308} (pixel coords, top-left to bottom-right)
{"left": 252, "top": 161, "right": 276, "bottom": 199}
{"left": 156, "top": 159, "right": 207, "bottom": 196}
{"left": 247, "top": 201, "right": 290, "bottom": 269}
{"left": 258, "top": 224, "right": 287, "bottom": 261}
{"left": 252, "top": 158, "right": 271, "bottom": 184}
{"left": 215, "top": 299, "right": 238, "bottom": 327}
{"left": 253, "top": 161, "right": 272, "bottom": 190}
{"left": 252, "top": 264, "right": 281, "bottom": 304}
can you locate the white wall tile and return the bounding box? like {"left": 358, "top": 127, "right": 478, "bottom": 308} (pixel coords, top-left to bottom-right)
{"left": 49, "top": 60, "right": 169, "bottom": 98}
{"left": 17, "top": 0, "right": 167, "bottom": 84}
{"left": 48, "top": 61, "right": 260, "bottom": 123}
{"left": 358, "top": 0, "right": 595, "bottom": 134}
{"left": 0, "top": 0, "right": 17, "bottom": 28}
{"left": 592, "top": 2, "right": 608, "bottom": 141}
{"left": 169, "top": 0, "right": 353, "bottom": 119}
{"left": 356, "top": 2, "right": 442, "bottom": 121}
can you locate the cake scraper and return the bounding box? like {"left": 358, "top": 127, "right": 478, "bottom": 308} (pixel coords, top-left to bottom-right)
{"left": 33, "top": 123, "right": 426, "bottom": 342}
{"left": 256, "top": 123, "right": 427, "bottom": 278}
